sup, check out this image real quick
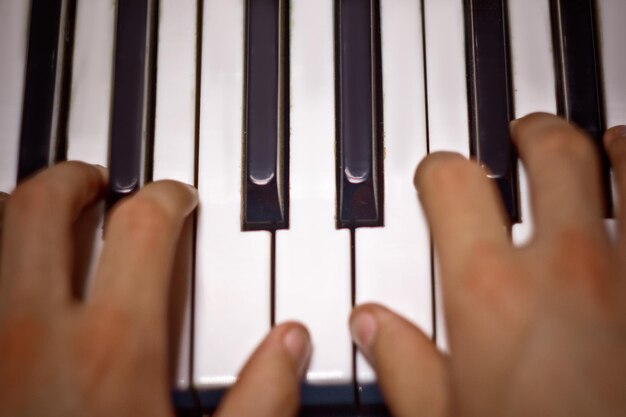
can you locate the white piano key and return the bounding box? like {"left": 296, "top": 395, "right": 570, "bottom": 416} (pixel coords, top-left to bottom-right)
{"left": 598, "top": 0, "right": 626, "bottom": 219}
{"left": 166, "top": 218, "right": 195, "bottom": 400}
{"left": 0, "top": 0, "right": 30, "bottom": 192}
{"left": 355, "top": 0, "right": 432, "bottom": 387}
{"left": 152, "top": 0, "right": 197, "bottom": 395}
{"left": 153, "top": 0, "right": 197, "bottom": 187}
{"left": 194, "top": 0, "right": 271, "bottom": 392}
{"left": 433, "top": 261, "right": 448, "bottom": 352}
{"left": 598, "top": 0, "right": 626, "bottom": 129}
{"left": 424, "top": 0, "right": 471, "bottom": 352}
{"left": 275, "top": 0, "right": 352, "bottom": 397}
{"left": 507, "top": 0, "right": 557, "bottom": 247}
{"left": 424, "top": 0, "right": 471, "bottom": 157}
{"left": 66, "top": 0, "right": 115, "bottom": 166}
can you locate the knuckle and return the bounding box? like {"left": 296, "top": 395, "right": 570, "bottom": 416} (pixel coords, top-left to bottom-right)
{"left": 74, "top": 308, "right": 134, "bottom": 375}
{"left": 608, "top": 138, "right": 626, "bottom": 163}
{"left": 462, "top": 243, "right": 530, "bottom": 308}
{"left": 551, "top": 227, "right": 619, "bottom": 313}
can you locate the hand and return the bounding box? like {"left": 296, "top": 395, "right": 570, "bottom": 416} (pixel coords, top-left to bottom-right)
{"left": 350, "top": 113, "right": 626, "bottom": 417}
{"left": 0, "top": 162, "right": 311, "bottom": 417}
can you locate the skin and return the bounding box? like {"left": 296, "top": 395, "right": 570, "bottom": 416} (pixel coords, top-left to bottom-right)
{"left": 0, "top": 113, "right": 625, "bottom": 416}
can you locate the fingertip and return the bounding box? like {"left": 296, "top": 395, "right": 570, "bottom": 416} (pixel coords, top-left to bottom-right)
{"left": 414, "top": 152, "right": 468, "bottom": 192}
{"left": 350, "top": 305, "right": 379, "bottom": 363}
{"left": 508, "top": 112, "right": 575, "bottom": 146}
{"left": 92, "top": 164, "right": 109, "bottom": 183}
{"left": 511, "top": 112, "right": 561, "bottom": 129}
{"left": 142, "top": 180, "right": 199, "bottom": 217}
{"left": 351, "top": 304, "right": 448, "bottom": 417}
{"left": 604, "top": 125, "right": 626, "bottom": 149}
{"left": 216, "top": 322, "right": 310, "bottom": 417}
{"left": 281, "top": 322, "right": 312, "bottom": 379}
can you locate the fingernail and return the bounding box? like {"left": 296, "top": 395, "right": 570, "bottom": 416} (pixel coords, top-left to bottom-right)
{"left": 283, "top": 326, "right": 311, "bottom": 379}
{"left": 184, "top": 182, "right": 198, "bottom": 193}
{"left": 93, "top": 164, "right": 108, "bottom": 180}
{"left": 350, "top": 312, "right": 377, "bottom": 359}
{"left": 605, "top": 125, "right": 626, "bottom": 146}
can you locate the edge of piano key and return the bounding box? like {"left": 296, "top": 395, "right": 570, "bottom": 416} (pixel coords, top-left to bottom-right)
{"left": 195, "top": 383, "right": 391, "bottom": 415}
{"left": 300, "top": 383, "right": 354, "bottom": 406}
{"left": 358, "top": 382, "right": 384, "bottom": 407}
{"left": 196, "top": 387, "right": 226, "bottom": 413}
{"left": 171, "top": 388, "right": 200, "bottom": 417}
{"left": 198, "top": 384, "right": 357, "bottom": 409}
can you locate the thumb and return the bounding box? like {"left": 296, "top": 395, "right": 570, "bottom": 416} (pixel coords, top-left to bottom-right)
{"left": 350, "top": 303, "right": 449, "bottom": 417}
{"left": 214, "top": 322, "right": 311, "bottom": 417}
{"left": 0, "top": 192, "right": 9, "bottom": 267}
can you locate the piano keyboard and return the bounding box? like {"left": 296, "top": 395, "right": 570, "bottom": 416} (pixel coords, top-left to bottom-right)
{"left": 1, "top": 0, "right": 624, "bottom": 415}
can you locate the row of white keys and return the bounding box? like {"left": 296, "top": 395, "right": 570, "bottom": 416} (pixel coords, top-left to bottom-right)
{"left": 275, "top": 0, "right": 353, "bottom": 403}
{"left": 355, "top": 0, "right": 432, "bottom": 397}
{"left": 423, "top": 0, "right": 471, "bottom": 353}
{"left": 194, "top": 0, "right": 271, "bottom": 400}
{"left": 152, "top": 0, "right": 198, "bottom": 401}
{"left": 508, "top": 0, "right": 556, "bottom": 247}
{"left": 599, "top": 0, "right": 626, "bottom": 130}
{"left": 0, "top": 0, "right": 30, "bottom": 193}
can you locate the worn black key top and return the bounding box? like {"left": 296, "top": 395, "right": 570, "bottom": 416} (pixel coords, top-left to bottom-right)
{"left": 107, "top": 0, "right": 157, "bottom": 210}
{"left": 336, "top": 0, "right": 384, "bottom": 229}
{"left": 18, "top": 0, "right": 76, "bottom": 181}
{"left": 550, "top": 0, "right": 611, "bottom": 215}
{"left": 243, "top": 0, "right": 289, "bottom": 230}
{"left": 464, "top": 0, "right": 519, "bottom": 223}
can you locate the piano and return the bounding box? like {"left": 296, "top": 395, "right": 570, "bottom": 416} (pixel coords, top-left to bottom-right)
{"left": 0, "top": 0, "right": 624, "bottom": 415}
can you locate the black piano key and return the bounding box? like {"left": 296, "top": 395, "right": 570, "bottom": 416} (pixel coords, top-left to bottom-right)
{"left": 107, "top": 0, "right": 157, "bottom": 210}
{"left": 550, "top": 0, "right": 611, "bottom": 215}
{"left": 18, "top": 0, "right": 76, "bottom": 181}
{"left": 464, "top": 0, "right": 519, "bottom": 223}
{"left": 243, "top": 0, "right": 289, "bottom": 231}
{"left": 336, "top": 0, "right": 384, "bottom": 229}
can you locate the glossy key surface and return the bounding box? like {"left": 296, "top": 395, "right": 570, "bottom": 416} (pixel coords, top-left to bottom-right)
{"left": 336, "top": 0, "right": 384, "bottom": 228}
{"left": 244, "top": 0, "right": 288, "bottom": 230}
{"left": 464, "top": 0, "right": 519, "bottom": 222}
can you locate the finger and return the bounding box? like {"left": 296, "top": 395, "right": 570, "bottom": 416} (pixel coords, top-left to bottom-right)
{"left": 350, "top": 304, "right": 448, "bottom": 417}
{"left": 511, "top": 113, "right": 605, "bottom": 238}
{"left": 604, "top": 125, "right": 626, "bottom": 238}
{"left": 0, "top": 162, "right": 106, "bottom": 306}
{"left": 215, "top": 322, "right": 311, "bottom": 417}
{"left": 90, "top": 181, "right": 198, "bottom": 323}
{"left": 414, "top": 152, "right": 511, "bottom": 278}
{"left": 0, "top": 192, "right": 8, "bottom": 266}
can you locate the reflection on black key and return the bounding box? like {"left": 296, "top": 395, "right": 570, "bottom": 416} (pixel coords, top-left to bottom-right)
{"left": 550, "top": 0, "right": 611, "bottom": 215}
{"left": 336, "top": 0, "right": 384, "bottom": 229}
{"left": 18, "top": 0, "right": 76, "bottom": 181}
{"left": 464, "top": 0, "right": 519, "bottom": 223}
{"left": 107, "top": 0, "right": 157, "bottom": 210}
{"left": 243, "top": 0, "right": 288, "bottom": 230}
